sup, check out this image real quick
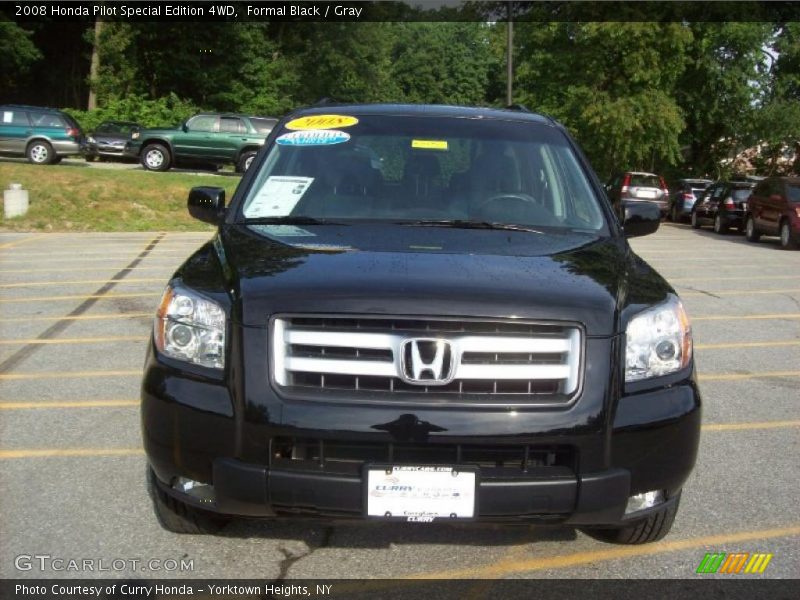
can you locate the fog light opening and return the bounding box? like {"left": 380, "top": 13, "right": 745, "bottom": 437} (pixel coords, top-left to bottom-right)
{"left": 625, "top": 490, "right": 665, "bottom": 515}
{"left": 172, "top": 477, "right": 215, "bottom": 504}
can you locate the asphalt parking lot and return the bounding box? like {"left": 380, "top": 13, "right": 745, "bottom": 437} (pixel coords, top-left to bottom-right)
{"left": 0, "top": 223, "right": 798, "bottom": 581}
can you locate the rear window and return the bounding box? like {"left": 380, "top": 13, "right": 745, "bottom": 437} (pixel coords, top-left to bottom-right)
{"left": 630, "top": 175, "right": 661, "bottom": 188}
{"left": 241, "top": 114, "right": 607, "bottom": 233}
{"left": 787, "top": 184, "right": 800, "bottom": 203}
{"left": 28, "top": 111, "right": 67, "bottom": 128}
{"left": 251, "top": 118, "right": 277, "bottom": 134}
{"left": 732, "top": 188, "right": 753, "bottom": 201}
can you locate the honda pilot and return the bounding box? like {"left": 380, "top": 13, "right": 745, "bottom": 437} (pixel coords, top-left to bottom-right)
{"left": 142, "top": 104, "right": 701, "bottom": 545}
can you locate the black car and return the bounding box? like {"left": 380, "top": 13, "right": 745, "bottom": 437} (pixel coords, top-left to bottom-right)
{"left": 667, "top": 178, "right": 711, "bottom": 223}
{"left": 84, "top": 120, "right": 141, "bottom": 162}
{"left": 691, "top": 180, "right": 756, "bottom": 233}
{"left": 142, "top": 104, "right": 700, "bottom": 544}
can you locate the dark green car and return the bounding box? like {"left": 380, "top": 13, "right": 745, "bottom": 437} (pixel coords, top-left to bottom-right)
{"left": 124, "top": 113, "right": 277, "bottom": 173}
{"left": 0, "top": 104, "right": 84, "bottom": 164}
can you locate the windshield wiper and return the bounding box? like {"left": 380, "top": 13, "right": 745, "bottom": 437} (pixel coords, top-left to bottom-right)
{"left": 398, "top": 219, "right": 545, "bottom": 234}
{"left": 245, "top": 215, "right": 346, "bottom": 225}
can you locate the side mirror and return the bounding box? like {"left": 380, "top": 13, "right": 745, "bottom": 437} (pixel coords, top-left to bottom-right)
{"left": 181, "top": 122, "right": 189, "bottom": 132}
{"left": 188, "top": 187, "right": 225, "bottom": 225}
{"left": 623, "top": 201, "right": 660, "bottom": 238}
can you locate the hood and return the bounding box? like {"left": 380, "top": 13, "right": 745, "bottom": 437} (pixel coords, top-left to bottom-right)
{"left": 182, "top": 224, "right": 638, "bottom": 337}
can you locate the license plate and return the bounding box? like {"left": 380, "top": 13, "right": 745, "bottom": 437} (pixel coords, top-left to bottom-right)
{"left": 365, "top": 465, "right": 477, "bottom": 522}
{"left": 636, "top": 189, "right": 657, "bottom": 198}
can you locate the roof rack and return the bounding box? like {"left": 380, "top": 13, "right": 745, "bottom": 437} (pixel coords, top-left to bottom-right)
{"left": 505, "top": 104, "right": 531, "bottom": 112}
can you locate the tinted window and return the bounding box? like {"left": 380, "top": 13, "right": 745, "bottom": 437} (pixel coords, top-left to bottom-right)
{"left": 630, "top": 174, "right": 660, "bottom": 188}
{"left": 787, "top": 184, "right": 800, "bottom": 203}
{"left": 732, "top": 188, "right": 752, "bottom": 201}
{"left": 28, "top": 111, "right": 67, "bottom": 128}
{"left": 1, "top": 109, "right": 29, "bottom": 126}
{"left": 251, "top": 118, "right": 277, "bottom": 134}
{"left": 220, "top": 117, "right": 246, "bottom": 134}
{"left": 187, "top": 115, "right": 217, "bottom": 132}
{"left": 242, "top": 115, "right": 607, "bottom": 232}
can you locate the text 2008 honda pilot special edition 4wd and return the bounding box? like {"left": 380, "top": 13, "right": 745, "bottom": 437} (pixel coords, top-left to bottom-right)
{"left": 142, "top": 104, "right": 700, "bottom": 544}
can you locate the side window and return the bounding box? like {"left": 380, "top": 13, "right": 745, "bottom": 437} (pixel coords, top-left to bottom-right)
{"left": 186, "top": 115, "right": 218, "bottom": 132}
{"left": 1, "top": 109, "right": 30, "bottom": 126}
{"left": 28, "top": 111, "right": 66, "bottom": 127}
{"left": 220, "top": 117, "right": 245, "bottom": 134}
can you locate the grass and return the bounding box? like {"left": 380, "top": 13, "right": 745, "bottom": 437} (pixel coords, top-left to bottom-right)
{"left": 0, "top": 161, "right": 242, "bottom": 232}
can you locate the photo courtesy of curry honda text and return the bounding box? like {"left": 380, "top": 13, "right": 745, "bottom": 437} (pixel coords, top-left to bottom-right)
{"left": 141, "top": 104, "right": 701, "bottom": 545}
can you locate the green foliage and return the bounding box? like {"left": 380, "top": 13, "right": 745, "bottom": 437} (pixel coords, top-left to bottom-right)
{"left": 0, "top": 20, "right": 42, "bottom": 92}
{"left": 63, "top": 94, "right": 200, "bottom": 132}
{"left": 515, "top": 22, "right": 691, "bottom": 178}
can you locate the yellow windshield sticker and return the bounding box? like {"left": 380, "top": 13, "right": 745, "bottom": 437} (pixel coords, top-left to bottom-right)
{"left": 285, "top": 115, "right": 359, "bottom": 130}
{"left": 412, "top": 139, "right": 448, "bottom": 150}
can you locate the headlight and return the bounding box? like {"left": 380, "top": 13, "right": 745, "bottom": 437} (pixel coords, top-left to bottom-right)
{"left": 154, "top": 284, "right": 225, "bottom": 369}
{"left": 625, "top": 295, "right": 692, "bottom": 382}
{"left": 131, "top": 131, "right": 140, "bottom": 139}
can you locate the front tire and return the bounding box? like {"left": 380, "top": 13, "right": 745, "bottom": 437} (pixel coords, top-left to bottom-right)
{"left": 141, "top": 143, "right": 172, "bottom": 172}
{"left": 745, "top": 216, "right": 761, "bottom": 242}
{"left": 582, "top": 495, "right": 680, "bottom": 545}
{"left": 690, "top": 211, "right": 700, "bottom": 229}
{"left": 27, "top": 141, "right": 55, "bottom": 165}
{"left": 237, "top": 151, "right": 257, "bottom": 173}
{"left": 147, "top": 467, "right": 228, "bottom": 535}
{"left": 780, "top": 220, "right": 798, "bottom": 250}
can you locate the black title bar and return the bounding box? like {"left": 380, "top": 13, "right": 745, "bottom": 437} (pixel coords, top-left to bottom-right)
{"left": 4, "top": 1, "right": 800, "bottom": 23}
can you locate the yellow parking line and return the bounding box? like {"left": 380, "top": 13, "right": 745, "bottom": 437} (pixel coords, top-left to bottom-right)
{"left": 0, "top": 370, "right": 140, "bottom": 381}
{"left": 0, "top": 235, "right": 47, "bottom": 250}
{"left": 0, "top": 278, "right": 165, "bottom": 288}
{"left": 0, "top": 266, "right": 172, "bottom": 274}
{"left": 702, "top": 420, "right": 800, "bottom": 432}
{"left": 695, "top": 340, "right": 800, "bottom": 350}
{"left": 407, "top": 524, "right": 800, "bottom": 579}
{"left": 699, "top": 370, "right": 800, "bottom": 381}
{"left": 0, "top": 336, "right": 147, "bottom": 345}
{"left": 0, "top": 400, "right": 138, "bottom": 410}
{"left": 681, "top": 288, "right": 800, "bottom": 297}
{"left": 671, "top": 275, "right": 800, "bottom": 282}
{"left": 0, "top": 448, "right": 144, "bottom": 459}
{"left": 0, "top": 312, "right": 151, "bottom": 323}
{"left": 692, "top": 313, "right": 800, "bottom": 321}
{"left": 0, "top": 292, "right": 160, "bottom": 303}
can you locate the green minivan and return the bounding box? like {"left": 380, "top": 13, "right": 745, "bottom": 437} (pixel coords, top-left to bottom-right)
{"left": 0, "top": 104, "right": 84, "bottom": 165}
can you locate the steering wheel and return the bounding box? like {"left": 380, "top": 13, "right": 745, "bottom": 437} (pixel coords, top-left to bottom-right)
{"left": 474, "top": 193, "right": 542, "bottom": 215}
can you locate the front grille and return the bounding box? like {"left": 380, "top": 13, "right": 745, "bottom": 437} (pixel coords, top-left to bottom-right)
{"left": 271, "top": 315, "right": 582, "bottom": 405}
{"left": 271, "top": 436, "right": 576, "bottom": 477}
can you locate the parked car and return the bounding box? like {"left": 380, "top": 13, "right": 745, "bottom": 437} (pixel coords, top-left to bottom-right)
{"left": 691, "top": 180, "right": 756, "bottom": 234}
{"left": 124, "top": 113, "right": 278, "bottom": 173}
{"left": 142, "top": 104, "right": 700, "bottom": 544}
{"left": 84, "top": 120, "right": 141, "bottom": 162}
{"left": 606, "top": 171, "right": 670, "bottom": 218}
{"left": 667, "top": 178, "right": 712, "bottom": 223}
{"left": 0, "top": 104, "right": 83, "bottom": 164}
{"left": 745, "top": 176, "right": 800, "bottom": 249}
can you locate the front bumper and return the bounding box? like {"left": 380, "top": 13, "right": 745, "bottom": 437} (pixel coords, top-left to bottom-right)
{"left": 142, "top": 353, "right": 701, "bottom": 526}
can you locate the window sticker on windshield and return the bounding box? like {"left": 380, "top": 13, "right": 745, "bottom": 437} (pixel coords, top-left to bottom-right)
{"left": 276, "top": 130, "right": 351, "bottom": 147}
{"left": 411, "top": 139, "right": 448, "bottom": 151}
{"left": 2, "top": 112, "right": 13, "bottom": 124}
{"left": 245, "top": 176, "right": 314, "bottom": 217}
{"left": 285, "top": 115, "right": 359, "bottom": 130}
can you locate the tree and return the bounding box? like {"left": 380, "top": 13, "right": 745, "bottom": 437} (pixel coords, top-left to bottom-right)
{"left": 0, "top": 20, "right": 41, "bottom": 95}
{"left": 514, "top": 22, "right": 691, "bottom": 178}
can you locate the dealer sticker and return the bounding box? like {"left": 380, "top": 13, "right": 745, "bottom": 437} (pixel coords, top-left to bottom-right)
{"left": 276, "top": 130, "right": 351, "bottom": 147}
{"left": 285, "top": 115, "right": 359, "bottom": 130}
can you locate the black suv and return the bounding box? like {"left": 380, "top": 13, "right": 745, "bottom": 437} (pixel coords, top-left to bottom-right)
{"left": 142, "top": 104, "right": 700, "bottom": 544}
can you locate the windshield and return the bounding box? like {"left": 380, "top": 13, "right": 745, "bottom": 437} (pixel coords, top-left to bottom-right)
{"left": 240, "top": 114, "right": 607, "bottom": 233}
